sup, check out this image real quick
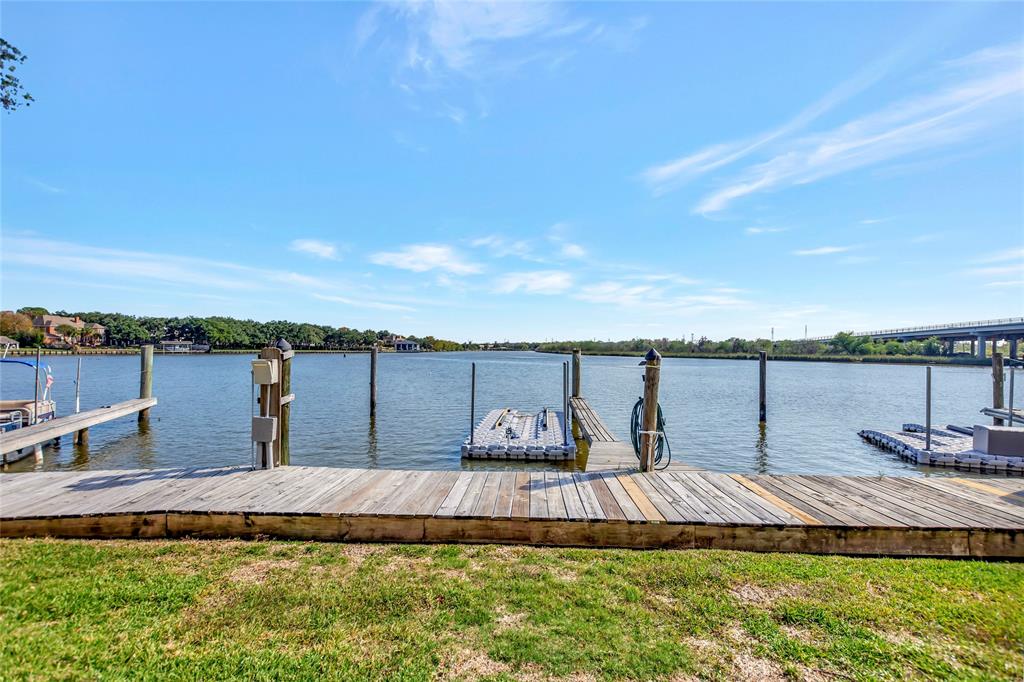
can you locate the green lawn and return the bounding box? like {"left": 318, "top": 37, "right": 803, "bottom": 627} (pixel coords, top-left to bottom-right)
{"left": 1, "top": 539, "right": 1021, "bottom": 681}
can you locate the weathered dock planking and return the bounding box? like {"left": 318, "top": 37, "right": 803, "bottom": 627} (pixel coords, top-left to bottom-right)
{"left": 570, "top": 397, "right": 699, "bottom": 472}
{"left": 0, "top": 398, "right": 158, "bottom": 460}
{"left": 5, "top": 465, "right": 1020, "bottom": 557}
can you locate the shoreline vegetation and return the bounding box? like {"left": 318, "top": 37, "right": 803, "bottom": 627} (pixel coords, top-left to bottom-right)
{"left": 0, "top": 307, "right": 1004, "bottom": 366}
{"left": 5, "top": 346, "right": 992, "bottom": 365}
{"left": 1, "top": 539, "right": 1021, "bottom": 680}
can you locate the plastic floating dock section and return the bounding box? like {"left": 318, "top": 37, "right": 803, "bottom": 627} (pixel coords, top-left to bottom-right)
{"left": 462, "top": 408, "right": 576, "bottom": 461}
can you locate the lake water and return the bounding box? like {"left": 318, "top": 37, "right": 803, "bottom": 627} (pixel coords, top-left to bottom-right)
{"left": 0, "top": 351, "right": 1008, "bottom": 476}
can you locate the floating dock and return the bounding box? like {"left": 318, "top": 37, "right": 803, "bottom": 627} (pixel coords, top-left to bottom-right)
{"left": 462, "top": 408, "right": 575, "bottom": 460}
{"left": 1, "top": 465, "right": 1022, "bottom": 558}
{"left": 859, "top": 424, "right": 1024, "bottom": 476}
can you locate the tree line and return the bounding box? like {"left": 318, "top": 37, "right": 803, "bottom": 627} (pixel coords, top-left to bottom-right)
{"left": 534, "top": 331, "right": 950, "bottom": 357}
{"left": 2, "top": 307, "right": 955, "bottom": 357}
{"left": 1, "top": 308, "right": 469, "bottom": 351}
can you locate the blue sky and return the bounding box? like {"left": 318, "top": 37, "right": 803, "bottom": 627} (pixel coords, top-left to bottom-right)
{"left": 2, "top": 1, "right": 1022, "bottom": 342}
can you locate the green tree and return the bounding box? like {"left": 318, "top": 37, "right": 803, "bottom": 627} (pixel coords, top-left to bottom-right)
{"left": 1, "top": 39, "right": 34, "bottom": 111}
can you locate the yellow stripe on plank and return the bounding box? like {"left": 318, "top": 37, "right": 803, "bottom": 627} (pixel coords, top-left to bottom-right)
{"left": 950, "top": 478, "right": 1013, "bottom": 497}
{"left": 729, "top": 474, "right": 824, "bottom": 526}
{"left": 616, "top": 474, "right": 666, "bottom": 523}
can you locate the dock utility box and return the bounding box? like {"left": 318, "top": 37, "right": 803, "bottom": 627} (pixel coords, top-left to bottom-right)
{"left": 251, "top": 359, "right": 278, "bottom": 385}
{"left": 973, "top": 425, "right": 1024, "bottom": 457}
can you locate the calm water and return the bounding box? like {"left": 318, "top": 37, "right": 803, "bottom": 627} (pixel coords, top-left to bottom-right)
{"left": 0, "top": 351, "right": 1008, "bottom": 476}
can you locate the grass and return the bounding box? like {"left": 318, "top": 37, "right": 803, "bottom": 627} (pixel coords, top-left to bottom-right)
{"left": 1, "top": 539, "right": 1022, "bottom": 681}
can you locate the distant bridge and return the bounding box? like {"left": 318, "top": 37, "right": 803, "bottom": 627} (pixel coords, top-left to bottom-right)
{"left": 809, "top": 317, "right": 1024, "bottom": 359}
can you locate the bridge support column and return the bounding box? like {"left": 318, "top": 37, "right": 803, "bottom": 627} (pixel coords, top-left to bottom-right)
{"left": 977, "top": 335, "right": 987, "bottom": 360}
{"left": 1011, "top": 337, "right": 1019, "bottom": 360}
{"left": 945, "top": 339, "right": 954, "bottom": 355}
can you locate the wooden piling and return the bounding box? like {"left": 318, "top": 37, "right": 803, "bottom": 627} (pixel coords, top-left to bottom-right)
{"left": 640, "top": 348, "right": 662, "bottom": 472}
{"left": 258, "top": 345, "right": 287, "bottom": 468}
{"left": 758, "top": 350, "right": 767, "bottom": 423}
{"left": 992, "top": 353, "right": 1005, "bottom": 426}
{"left": 925, "top": 366, "right": 932, "bottom": 451}
{"left": 572, "top": 349, "right": 582, "bottom": 398}
{"left": 74, "top": 358, "right": 87, "bottom": 444}
{"left": 469, "top": 362, "right": 476, "bottom": 444}
{"left": 279, "top": 347, "right": 292, "bottom": 466}
{"left": 33, "top": 347, "right": 40, "bottom": 426}
{"left": 138, "top": 344, "right": 153, "bottom": 422}
{"left": 370, "top": 344, "right": 378, "bottom": 416}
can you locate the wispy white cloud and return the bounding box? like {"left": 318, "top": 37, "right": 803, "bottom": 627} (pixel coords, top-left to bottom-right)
{"left": 494, "top": 271, "right": 572, "bottom": 294}
{"left": 311, "top": 293, "right": 415, "bottom": 312}
{"left": 641, "top": 44, "right": 900, "bottom": 196}
{"left": 910, "top": 232, "right": 944, "bottom": 243}
{"left": 370, "top": 243, "right": 481, "bottom": 275}
{"left": 574, "top": 280, "right": 746, "bottom": 312}
{"left": 971, "top": 247, "right": 1024, "bottom": 264}
{"left": 985, "top": 280, "right": 1024, "bottom": 288}
{"left": 560, "top": 242, "right": 586, "bottom": 259}
{"left": 860, "top": 217, "right": 891, "bottom": 225}
{"left": 793, "top": 246, "right": 856, "bottom": 256}
{"left": 289, "top": 239, "right": 341, "bottom": 260}
{"left": 471, "top": 235, "right": 538, "bottom": 261}
{"left": 1, "top": 235, "right": 420, "bottom": 313}
{"left": 744, "top": 227, "right": 788, "bottom": 235}
{"left": 357, "top": 2, "right": 646, "bottom": 123}
{"left": 25, "top": 177, "right": 64, "bottom": 194}
{"left": 691, "top": 43, "right": 1023, "bottom": 213}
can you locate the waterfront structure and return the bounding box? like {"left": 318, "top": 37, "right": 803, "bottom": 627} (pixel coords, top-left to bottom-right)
{"left": 394, "top": 337, "right": 420, "bottom": 352}
{"left": 0, "top": 336, "right": 19, "bottom": 349}
{"left": 812, "top": 317, "right": 1024, "bottom": 359}
{"left": 31, "top": 315, "right": 106, "bottom": 347}
{"left": 156, "top": 340, "right": 209, "bottom": 353}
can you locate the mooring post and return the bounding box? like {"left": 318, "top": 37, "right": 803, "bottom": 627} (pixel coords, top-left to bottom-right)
{"left": 565, "top": 358, "right": 573, "bottom": 444}
{"left": 640, "top": 348, "right": 662, "bottom": 472}
{"left": 992, "top": 353, "right": 1005, "bottom": 426}
{"left": 925, "top": 366, "right": 932, "bottom": 451}
{"left": 370, "top": 344, "right": 378, "bottom": 416}
{"left": 74, "top": 357, "right": 87, "bottom": 444}
{"left": 138, "top": 344, "right": 154, "bottom": 422}
{"left": 259, "top": 344, "right": 288, "bottom": 467}
{"left": 758, "top": 350, "right": 767, "bottom": 423}
{"left": 33, "top": 347, "right": 40, "bottom": 426}
{"left": 75, "top": 357, "right": 82, "bottom": 414}
{"left": 1009, "top": 367, "right": 1015, "bottom": 428}
{"left": 278, "top": 339, "right": 293, "bottom": 466}
{"left": 572, "top": 349, "right": 582, "bottom": 398}
{"left": 470, "top": 362, "right": 476, "bottom": 444}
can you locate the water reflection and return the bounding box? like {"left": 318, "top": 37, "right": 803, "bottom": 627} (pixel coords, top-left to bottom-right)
{"left": 755, "top": 422, "right": 768, "bottom": 474}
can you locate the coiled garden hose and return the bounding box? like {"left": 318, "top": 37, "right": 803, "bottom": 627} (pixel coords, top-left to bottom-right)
{"left": 630, "top": 396, "right": 671, "bottom": 470}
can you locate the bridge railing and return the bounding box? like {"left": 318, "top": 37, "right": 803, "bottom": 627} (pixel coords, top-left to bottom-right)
{"left": 808, "top": 317, "right": 1024, "bottom": 341}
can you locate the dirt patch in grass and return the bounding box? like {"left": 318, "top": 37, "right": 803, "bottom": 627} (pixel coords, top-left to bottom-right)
{"left": 730, "top": 651, "right": 787, "bottom": 681}
{"left": 781, "top": 624, "right": 816, "bottom": 644}
{"left": 730, "top": 582, "right": 807, "bottom": 606}
{"left": 439, "top": 648, "right": 512, "bottom": 681}
{"left": 495, "top": 606, "right": 528, "bottom": 632}
{"left": 227, "top": 559, "right": 301, "bottom": 585}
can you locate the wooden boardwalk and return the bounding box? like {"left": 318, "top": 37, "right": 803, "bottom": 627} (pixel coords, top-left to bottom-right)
{"left": 1, "top": 398, "right": 158, "bottom": 461}
{"left": 570, "top": 397, "right": 699, "bottom": 472}
{"left": 2, "top": 466, "right": 1022, "bottom": 557}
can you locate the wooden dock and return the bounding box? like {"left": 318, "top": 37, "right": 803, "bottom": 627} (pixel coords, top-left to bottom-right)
{"left": 0, "top": 398, "right": 158, "bottom": 461}
{"left": 570, "top": 397, "right": 699, "bottom": 472}
{"left": 5, "top": 465, "right": 1020, "bottom": 557}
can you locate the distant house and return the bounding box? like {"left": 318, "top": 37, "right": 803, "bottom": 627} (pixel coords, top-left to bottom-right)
{"left": 0, "top": 335, "right": 19, "bottom": 349}
{"left": 157, "top": 340, "right": 210, "bottom": 353}
{"left": 394, "top": 338, "right": 420, "bottom": 352}
{"left": 32, "top": 315, "right": 106, "bottom": 347}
